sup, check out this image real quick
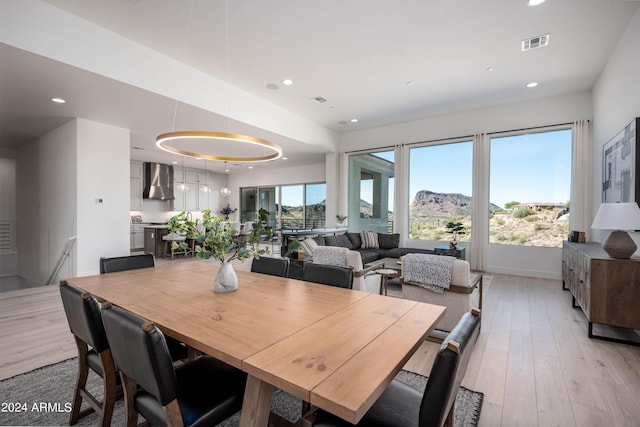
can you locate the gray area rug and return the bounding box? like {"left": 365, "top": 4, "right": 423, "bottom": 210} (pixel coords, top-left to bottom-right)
{"left": 0, "top": 358, "right": 483, "bottom": 426}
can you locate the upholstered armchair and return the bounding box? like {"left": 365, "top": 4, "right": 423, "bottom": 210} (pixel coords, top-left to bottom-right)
{"left": 312, "top": 246, "right": 383, "bottom": 294}
{"left": 400, "top": 254, "right": 482, "bottom": 334}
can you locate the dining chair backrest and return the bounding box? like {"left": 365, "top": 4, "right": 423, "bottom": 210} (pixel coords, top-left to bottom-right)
{"left": 59, "top": 281, "right": 119, "bottom": 427}
{"left": 99, "top": 254, "right": 155, "bottom": 274}
{"left": 419, "top": 309, "right": 481, "bottom": 427}
{"left": 59, "top": 282, "right": 109, "bottom": 353}
{"left": 303, "top": 263, "right": 354, "bottom": 289}
{"left": 101, "top": 303, "right": 177, "bottom": 405}
{"left": 251, "top": 256, "right": 290, "bottom": 277}
{"left": 240, "top": 221, "right": 254, "bottom": 235}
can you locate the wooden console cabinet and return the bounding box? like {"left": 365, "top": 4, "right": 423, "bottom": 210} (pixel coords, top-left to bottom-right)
{"left": 562, "top": 241, "right": 640, "bottom": 345}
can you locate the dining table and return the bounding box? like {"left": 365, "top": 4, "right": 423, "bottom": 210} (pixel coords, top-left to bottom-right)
{"left": 63, "top": 261, "right": 446, "bottom": 426}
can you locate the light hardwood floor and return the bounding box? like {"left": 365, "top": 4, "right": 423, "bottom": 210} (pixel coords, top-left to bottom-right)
{"left": 1, "top": 261, "right": 639, "bottom": 426}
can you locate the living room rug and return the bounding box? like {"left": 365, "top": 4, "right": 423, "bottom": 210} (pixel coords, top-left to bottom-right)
{"left": 0, "top": 358, "right": 483, "bottom": 426}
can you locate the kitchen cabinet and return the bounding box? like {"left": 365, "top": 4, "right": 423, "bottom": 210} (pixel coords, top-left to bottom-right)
{"left": 173, "top": 167, "right": 212, "bottom": 211}
{"left": 130, "top": 161, "right": 143, "bottom": 210}
{"left": 130, "top": 224, "right": 145, "bottom": 251}
{"left": 144, "top": 227, "right": 169, "bottom": 258}
{"left": 130, "top": 178, "right": 143, "bottom": 211}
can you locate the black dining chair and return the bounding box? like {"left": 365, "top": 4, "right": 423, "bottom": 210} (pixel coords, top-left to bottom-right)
{"left": 99, "top": 253, "right": 189, "bottom": 361}
{"left": 250, "top": 256, "right": 290, "bottom": 277}
{"left": 302, "top": 309, "right": 482, "bottom": 427}
{"left": 100, "top": 303, "right": 247, "bottom": 427}
{"left": 303, "top": 263, "right": 354, "bottom": 289}
{"left": 99, "top": 254, "right": 155, "bottom": 274}
{"left": 59, "top": 281, "right": 120, "bottom": 427}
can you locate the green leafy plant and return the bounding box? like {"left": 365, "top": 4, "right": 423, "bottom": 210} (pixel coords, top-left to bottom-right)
{"left": 174, "top": 208, "right": 267, "bottom": 263}
{"left": 286, "top": 238, "right": 301, "bottom": 257}
{"left": 336, "top": 214, "right": 347, "bottom": 224}
{"left": 444, "top": 221, "right": 466, "bottom": 242}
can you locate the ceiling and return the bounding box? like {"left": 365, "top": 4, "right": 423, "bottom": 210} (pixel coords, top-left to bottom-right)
{"left": 1, "top": 0, "right": 639, "bottom": 172}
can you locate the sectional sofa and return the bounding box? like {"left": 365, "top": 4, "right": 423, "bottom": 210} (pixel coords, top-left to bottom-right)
{"left": 302, "top": 231, "right": 434, "bottom": 264}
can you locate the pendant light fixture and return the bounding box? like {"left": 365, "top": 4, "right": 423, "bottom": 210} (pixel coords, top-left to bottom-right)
{"left": 202, "top": 158, "right": 210, "bottom": 193}
{"left": 221, "top": 161, "right": 231, "bottom": 197}
{"left": 177, "top": 156, "right": 188, "bottom": 192}
{"left": 155, "top": 0, "right": 282, "bottom": 163}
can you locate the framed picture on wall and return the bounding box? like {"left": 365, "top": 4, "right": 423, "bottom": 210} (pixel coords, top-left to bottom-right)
{"left": 602, "top": 117, "right": 639, "bottom": 206}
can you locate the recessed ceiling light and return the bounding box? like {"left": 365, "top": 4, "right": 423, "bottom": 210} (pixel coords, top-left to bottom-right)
{"left": 406, "top": 81, "right": 415, "bottom": 86}
{"left": 527, "top": 0, "right": 546, "bottom": 6}
{"left": 282, "top": 157, "right": 288, "bottom": 160}
{"left": 282, "top": 79, "right": 293, "bottom": 86}
{"left": 350, "top": 118, "right": 358, "bottom": 123}
{"left": 51, "top": 97, "right": 66, "bottom": 104}
{"left": 486, "top": 67, "right": 495, "bottom": 72}
{"left": 248, "top": 166, "right": 254, "bottom": 169}
{"left": 526, "top": 82, "right": 538, "bottom": 88}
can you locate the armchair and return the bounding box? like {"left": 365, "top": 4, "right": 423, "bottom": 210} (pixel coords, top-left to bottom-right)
{"left": 401, "top": 254, "right": 482, "bottom": 334}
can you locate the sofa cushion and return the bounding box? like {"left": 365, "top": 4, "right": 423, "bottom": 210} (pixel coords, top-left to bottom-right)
{"left": 313, "top": 236, "right": 325, "bottom": 246}
{"left": 357, "top": 249, "right": 382, "bottom": 264}
{"left": 377, "top": 233, "right": 400, "bottom": 249}
{"left": 324, "top": 234, "right": 352, "bottom": 249}
{"left": 382, "top": 247, "right": 435, "bottom": 258}
{"left": 360, "top": 231, "right": 379, "bottom": 249}
{"left": 346, "top": 232, "right": 362, "bottom": 249}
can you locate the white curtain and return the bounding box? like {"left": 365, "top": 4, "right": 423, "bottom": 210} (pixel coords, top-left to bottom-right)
{"left": 470, "top": 133, "right": 488, "bottom": 272}
{"left": 394, "top": 144, "right": 409, "bottom": 240}
{"left": 570, "top": 120, "right": 592, "bottom": 238}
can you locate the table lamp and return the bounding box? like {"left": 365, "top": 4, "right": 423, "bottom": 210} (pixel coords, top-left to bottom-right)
{"left": 591, "top": 202, "right": 640, "bottom": 259}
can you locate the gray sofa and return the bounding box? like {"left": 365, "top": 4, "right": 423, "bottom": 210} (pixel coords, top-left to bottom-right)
{"left": 311, "top": 232, "right": 434, "bottom": 264}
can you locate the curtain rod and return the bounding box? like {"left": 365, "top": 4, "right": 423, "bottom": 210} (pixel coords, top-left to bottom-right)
{"left": 344, "top": 120, "right": 587, "bottom": 154}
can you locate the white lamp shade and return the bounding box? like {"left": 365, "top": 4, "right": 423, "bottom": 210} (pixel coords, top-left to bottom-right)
{"left": 591, "top": 202, "right": 640, "bottom": 230}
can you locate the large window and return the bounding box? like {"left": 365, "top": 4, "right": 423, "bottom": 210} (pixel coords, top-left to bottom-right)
{"left": 489, "top": 128, "right": 571, "bottom": 247}
{"left": 241, "top": 183, "right": 326, "bottom": 231}
{"left": 348, "top": 151, "right": 394, "bottom": 233}
{"left": 408, "top": 141, "right": 473, "bottom": 241}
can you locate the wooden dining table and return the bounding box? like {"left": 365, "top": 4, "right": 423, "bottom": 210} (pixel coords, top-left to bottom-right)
{"left": 64, "top": 261, "right": 446, "bottom": 426}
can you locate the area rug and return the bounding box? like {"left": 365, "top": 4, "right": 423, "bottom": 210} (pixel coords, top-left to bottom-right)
{"left": 0, "top": 358, "right": 483, "bottom": 426}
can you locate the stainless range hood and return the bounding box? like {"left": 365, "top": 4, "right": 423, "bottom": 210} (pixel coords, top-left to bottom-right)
{"left": 143, "top": 162, "right": 175, "bottom": 200}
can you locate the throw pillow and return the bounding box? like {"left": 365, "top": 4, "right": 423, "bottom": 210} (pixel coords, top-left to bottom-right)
{"left": 299, "top": 238, "right": 318, "bottom": 256}
{"left": 377, "top": 233, "right": 400, "bottom": 249}
{"left": 360, "top": 231, "right": 379, "bottom": 249}
{"left": 334, "top": 234, "right": 353, "bottom": 249}
{"left": 346, "top": 232, "right": 362, "bottom": 248}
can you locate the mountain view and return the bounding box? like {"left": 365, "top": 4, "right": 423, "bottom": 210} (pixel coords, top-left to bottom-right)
{"left": 409, "top": 190, "right": 569, "bottom": 248}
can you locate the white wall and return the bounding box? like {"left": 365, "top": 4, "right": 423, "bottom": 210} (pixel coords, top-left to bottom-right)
{"left": 16, "top": 140, "right": 40, "bottom": 285}
{"left": 38, "top": 120, "right": 77, "bottom": 285}
{"left": 341, "top": 92, "right": 593, "bottom": 278}
{"left": 16, "top": 118, "right": 131, "bottom": 285}
{"left": 592, "top": 7, "right": 640, "bottom": 253}
{"left": 76, "top": 119, "right": 130, "bottom": 276}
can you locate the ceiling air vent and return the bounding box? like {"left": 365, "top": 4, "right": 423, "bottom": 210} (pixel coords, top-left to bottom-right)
{"left": 522, "top": 34, "right": 549, "bottom": 51}
{"left": 312, "top": 96, "right": 328, "bottom": 104}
